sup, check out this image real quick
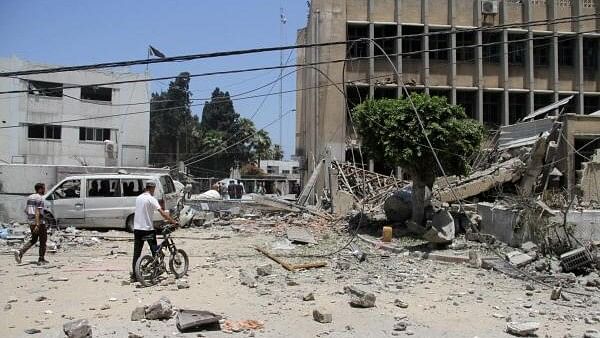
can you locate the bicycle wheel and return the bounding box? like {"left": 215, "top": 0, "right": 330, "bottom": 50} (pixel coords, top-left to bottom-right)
{"left": 169, "top": 249, "right": 189, "bottom": 278}
{"left": 135, "top": 255, "right": 158, "bottom": 287}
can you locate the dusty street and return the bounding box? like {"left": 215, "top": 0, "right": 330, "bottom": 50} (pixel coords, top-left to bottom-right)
{"left": 1, "top": 223, "right": 599, "bottom": 338}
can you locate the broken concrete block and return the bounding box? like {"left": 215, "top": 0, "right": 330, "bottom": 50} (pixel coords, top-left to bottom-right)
{"left": 313, "top": 308, "right": 332, "bottom": 323}
{"left": 506, "top": 321, "right": 539, "bottom": 336}
{"left": 239, "top": 270, "right": 257, "bottom": 288}
{"left": 584, "top": 329, "right": 600, "bottom": 338}
{"left": 520, "top": 242, "right": 538, "bottom": 252}
{"left": 131, "top": 306, "right": 146, "bottom": 321}
{"left": 345, "top": 286, "right": 376, "bottom": 308}
{"left": 506, "top": 251, "right": 535, "bottom": 267}
{"left": 303, "top": 292, "right": 315, "bottom": 301}
{"left": 145, "top": 297, "right": 173, "bottom": 320}
{"left": 468, "top": 250, "right": 482, "bottom": 268}
{"left": 63, "top": 319, "right": 92, "bottom": 338}
{"left": 423, "top": 210, "right": 455, "bottom": 244}
{"left": 128, "top": 332, "right": 144, "bottom": 338}
{"left": 256, "top": 264, "right": 273, "bottom": 277}
{"left": 550, "top": 287, "right": 562, "bottom": 301}
{"left": 176, "top": 279, "right": 190, "bottom": 289}
{"left": 394, "top": 299, "right": 408, "bottom": 308}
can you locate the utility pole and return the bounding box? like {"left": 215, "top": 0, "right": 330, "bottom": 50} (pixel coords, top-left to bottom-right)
{"left": 279, "top": 6, "right": 286, "bottom": 148}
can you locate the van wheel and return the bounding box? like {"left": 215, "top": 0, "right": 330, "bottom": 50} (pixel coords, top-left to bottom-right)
{"left": 126, "top": 215, "right": 134, "bottom": 232}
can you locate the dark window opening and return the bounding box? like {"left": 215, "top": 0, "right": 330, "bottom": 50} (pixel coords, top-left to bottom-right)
{"left": 558, "top": 37, "right": 575, "bottom": 67}
{"left": 347, "top": 23, "right": 369, "bottom": 58}
{"left": 79, "top": 127, "right": 111, "bottom": 141}
{"left": 534, "top": 36, "right": 551, "bottom": 66}
{"left": 81, "top": 86, "right": 112, "bottom": 102}
{"left": 482, "top": 32, "right": 501, "bottom": 63}
{"left": 534, "top": 93, "right": 554, "bottom": 110}
{"left": 428, "top": 90, "right": 450, "bottom": 101}
{"left": 374, "top": 87, "right": 397, "bottom": 99}
{"left": 483, "top": 92, "right": 502, "bottom": 128}
{"left": 584, "top": 96, "right": 599, "bottom": 115}
{"left": 583, "top": 38, "right": 598, "bottom": 70}
{"left": 559, "top": 94, "right": 577, "bottom": 115}
{"left": 402, "top": 25, "right": 423, "bottom": 60}
{"left": 456, "top": 31, "right": 475, "bottom": 62}
{"left": 374, "top": 24, "right": 396, "bottom": 56}
{"left": 27, "top": 80, "right": 63, "bottom": 97}
{"left": 346, "top": 85, "right": 370, "bottom": 111}
{"left": 508, "top": 34, "right": 526, "bottom": 65}
{"left": 429, "top": 30, "right": 449, "bottom": 61}
{"left": 28, "top": 124, "right": 61, "bottom": 139}
{"left": 509, "top": 93, "right": 528, "bottom": 123}
{"left": 456, "top": 91, "right": 476, "bottom": 119}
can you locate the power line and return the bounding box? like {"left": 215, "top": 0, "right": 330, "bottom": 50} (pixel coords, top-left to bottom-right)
{"left": 0, "top": 13, "right": 595, "bottom": 82}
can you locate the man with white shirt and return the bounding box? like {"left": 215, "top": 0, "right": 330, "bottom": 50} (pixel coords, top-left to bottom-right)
{"left": 131, "top": 181, "right": 176, "bottom": 280}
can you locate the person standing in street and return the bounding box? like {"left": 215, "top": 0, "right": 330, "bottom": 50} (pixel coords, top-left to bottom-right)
{"left": 131, "top": 181, "right": 177, "bottom": 280}
{"left": 14, "top": 183, "right": 48, "bottom": 265}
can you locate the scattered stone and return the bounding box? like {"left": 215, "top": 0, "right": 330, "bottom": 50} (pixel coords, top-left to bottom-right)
{"left": 108, "top": 297, "right": 118, "bottom": 302}
{"left": 506, "top": 322, "right": 539, "bottom": 336}
{"left": 121, "top": 280, "right": 131, "bottom": 286}
{"left": 99, "top": 304, "right": 110, "bottom": 310}
{"left": 345, "top": 286, "right": 376, "bottom": 308}
{"left": 468, "top": 250, "right": 482, "bottom": 268}
{"left": 584, "top": 329, "right": 600, "bottom": 338}
{"left": 506, "top": 251, "right": 535, "bottom": 267}
{"left": 256, "top": 264, "right": 273, "bottom": 276}
{"left": 131, "top": 306, "right": 146, "bottom": 321}
{"left": 520, "top": 242, "right": 538, "bottom": 252}
{"left": 336, "top": 260, "right": 351, "bottom": 270}
{"left": 303, "top": 292, "right": 315, "bottom": 301}
{"left": 393, "top": 322, "right": 407, "bottom": 331}
{"left": 63, "top": 319, "right": 92, "bottom": 338}
{"left": 394, "top": 299, "right": 408, "bottom": 308}
{"left": 239, "top": 270, "right": 257, "bottom": 288}
{"left": 525, "top": 284, "right": 535, "bottom": 291}
{"left": 128, "top": 332, "right": 144, "bottom": 338}
{"left": 176, "top": 279, "right": 190, "bottom": 289}
{"left": 4, "top": 304, "right": 11, "bottom": 311}
{"left": 551, "top": 287, "right": 562, "bottom": 301}
{"left": 145, "top": 297, "right": 173, "bottom": 320}
{"left": 313, "top": 308, "right": 332, "bottom": 323}
{"left": 48, "top": 276, "right": 69, "bottom": 282}
{"left": 35, "top": 296, "right": 47, "bottom": 302}
{"left": 256, "top": 288, "right": 270, "bottom": 296}
{"left": 24, "top": 329, "right": 41, "bottom": 334}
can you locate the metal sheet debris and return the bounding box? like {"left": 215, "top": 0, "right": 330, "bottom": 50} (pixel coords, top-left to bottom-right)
{"left": 286, "top": 227, "right": 317, "bottom": 244}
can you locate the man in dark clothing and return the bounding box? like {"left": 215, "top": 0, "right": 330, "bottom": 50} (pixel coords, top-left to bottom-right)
{"left": 15, "top": 183, "right": 48, "bottom": 265}
{"left": 227, "top": 180, "right": 236, "bottom": 199}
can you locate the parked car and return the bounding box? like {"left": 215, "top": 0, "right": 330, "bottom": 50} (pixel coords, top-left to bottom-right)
{"left": 43, "top": 173, "right": 178, "bottom": 231}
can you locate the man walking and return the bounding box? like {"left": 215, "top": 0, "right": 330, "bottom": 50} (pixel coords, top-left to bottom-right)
{"left": 14, "top": 183, "right": 48, "bottom": 265}
{"left": 131, "top": 181, "right": 177, "bottom": 280}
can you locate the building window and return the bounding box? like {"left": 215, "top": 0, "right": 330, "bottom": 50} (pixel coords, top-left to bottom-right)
{"left": 483, "top": 92, "right": 502, "bottom": 128}
{"left": 81, "top": 86, "right": 112, "bottom": 102}
{"left": 533, "top": 36, "right": 550, "bottom": 66}
{"left": 534, "top": 93, "right": 554, "bottom": 110}
{"left": 559, "top": 94, "right": 577, "bottom": 115}
{"left": 28, "top": 124, "right": 61, "bottom": 140}
{"left": 346, "top": 85, "right": 369, "bottom": 111}
{"left": 456, "top": 90, "right": 476, "bottom": 119}
{"left": 509, "top": 93, "right": 528, "bottom": 123}
{"left": 429, "top": 30, "right": 449, "bottom": 61}
{"left": 374, "top": 24, "right": 396, "bottom": 56}
{"left": 429, "top": 89, "right": 450, "bottom": 101}
{"left": 583, "top": 38, "right": 598, "bottom": 70}
{"left": 584, "top": 96, "right": 599, "bottom": 115}
{"left": 27, "top": 80, "right": 63, "bottom": 97}
{"left": 347, "top": 23, "right": 369, "bottom": 58}
{"left": 79, "top": 127, "right": 111, "bottom": 142}
{"left": 374, "top": 87, "right": 397, "bottom": 99}
{"left": 482, "top": 32, "right": 501, "bottom": 64}
{"left": 558, "top": 37, "right": 575, "bottom": 66}
{"left": 508, "top": 34, "right": 526, "bottom": 65}
{"left": 281, "top": 169, "right": 290, "bottom": 174}
{"left": 456, "top": 31, "right": 475, "bottom": 62}
{"left": 402, "top": 25, "right": 423, "bottom": 60}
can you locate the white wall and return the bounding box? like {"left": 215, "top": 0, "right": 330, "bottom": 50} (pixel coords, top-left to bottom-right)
{"left": 0, "top": 56, "right": 150, "bottom": 167}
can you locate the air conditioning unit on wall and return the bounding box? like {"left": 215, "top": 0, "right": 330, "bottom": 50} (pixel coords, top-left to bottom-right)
{"left": 481, "top": 0, "right": 499, "bottom": 14}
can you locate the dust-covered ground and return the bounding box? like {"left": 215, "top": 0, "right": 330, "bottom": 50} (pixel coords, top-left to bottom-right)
{"left": 1, "top": 222, "right": 599, "bottom": 338}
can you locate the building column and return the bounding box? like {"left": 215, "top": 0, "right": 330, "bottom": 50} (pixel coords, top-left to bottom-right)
{"left": 449, "top": 0, "right": 457, "bottom": 104}
{"left": 575, "top": 0, "right": 585, "bottom": 115}
{"left": 525, "top": 0, "right": 535, "bottom": 115}
{"left": 549, "top": 0, "right": 560, "bottom": 103}
{"left": 500, "top": 1, "right": 509, "bottom": 125}
{"left": 475, "top": 0, "right": 484, "bottom": 123}
{"left": 422, "top": 0, "right": 430, "bottom": 94}
{"left": 368, "top": 0, "right": 375, "bottom": 98}
{"left": 396, "top": 0, "right": 404, "bottom": 98}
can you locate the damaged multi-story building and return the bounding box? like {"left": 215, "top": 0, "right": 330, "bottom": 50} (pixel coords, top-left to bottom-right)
{"left": 295, "top": 0, "right": 600, "bottom": 183}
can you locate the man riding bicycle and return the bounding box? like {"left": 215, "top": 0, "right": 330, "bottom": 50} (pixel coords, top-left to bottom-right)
{"left": 131, "top": 181, "right": 177, "bottom": 281}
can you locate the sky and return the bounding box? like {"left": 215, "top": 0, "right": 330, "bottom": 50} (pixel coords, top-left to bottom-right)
{"left": 0, "top": 0, "right": 309, "bottom": 160}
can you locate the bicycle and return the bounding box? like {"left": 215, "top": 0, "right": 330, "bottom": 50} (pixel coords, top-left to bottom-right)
{"left": 134, "top": 224, "right": 189, "bottom": 287}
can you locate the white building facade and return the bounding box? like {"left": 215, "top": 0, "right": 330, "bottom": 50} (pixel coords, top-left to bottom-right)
{"left": 0, "top": 56, "right": 150, "bottom": 167}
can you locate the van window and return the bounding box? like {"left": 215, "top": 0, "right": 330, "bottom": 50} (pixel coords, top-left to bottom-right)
{"left": 159, "top": 175, "right": 175, "bottom": 194}
{"left": 87, "top": 179, "right": 120, "bottom": 197}
{"left": 53, "top": 179, "right": 81, "bottom": 199}
{"left": 121, "top": 179, "right": 144, "bottom": 197}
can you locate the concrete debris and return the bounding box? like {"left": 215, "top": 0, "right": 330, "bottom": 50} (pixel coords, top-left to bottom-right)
{"left": 506, "top": 321, "right": 539, "bottom": 336}
{"left": 239, "top": 270, "right": 258, "bottom": 288}
{"left": 128, "top": 332, "right": 144, "bottom": 338}
{"left": 131, "top": 307, "right": 146, "bottom": 321}
{"left": 312, "top": 308, "right": 332, "bottom": 323}
{"left": 506, "top": 251, "right": 535, "bottom": 267}
{"left": 286, "top": 227, "right": 317, "bottom": 244}
{"left": 256, "top": 264, "right": 273, "bottom": 277}
{"left": 584, "top": 329, "right": 600, "bottom": 338}
{"left": 24, "top": 329, "right": 41, "bottom": 334}
{"left": 394, "top": 299, "right": 408, "bottom": 309}
{"left": 176, "top": 279, "right": 190, "bottom": 289}
{"left": 468, "top": 250, "right": 483, "bottom": 268}
{"left": 221, "top": 320, "right": 264, "bottom": 333}
{"left": 63, "top": 319, "right": 92, "bottom": 338}
{"left": 176, "top": 310, "right": 222, "bottom": 333}
{"left": 345, "top": 286, "right": 376, "bottom": 308}
{"left": 550, "top": 286, "right": 562, "bottom": 300}
{"left": 520, "top": 242, "right": 538, "bottom": 253}
{"left": 393, "top": 322, "right": 407, "bottom": 331}
{"left": 423, "top": 209, "right": 455, "bottom": 244}
{"left": 145, "top": 297, "right": 173, "bottom": 320}
{"left": 303, "top": 292, "right": 315, "bottom": 301}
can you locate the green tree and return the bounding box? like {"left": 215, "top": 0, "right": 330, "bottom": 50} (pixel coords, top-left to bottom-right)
{"left": 352, "top": 94, "right": 484, "bottom": 225}
{"left": 200, "top": 88, "right": 238, "bottom": 132}
{"left": 150, "top": 72, "right": 197, "bottom": 165}
{"left": 271, "top": 144, "right": 284, "bottom": 160}
{"left": 254, "top": 130, "right": 272, "bottom": 166}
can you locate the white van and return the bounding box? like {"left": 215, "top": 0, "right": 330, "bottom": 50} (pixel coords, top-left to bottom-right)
{"left": 43, "top": 173, "right": 178, "bottom": 231}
